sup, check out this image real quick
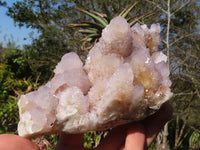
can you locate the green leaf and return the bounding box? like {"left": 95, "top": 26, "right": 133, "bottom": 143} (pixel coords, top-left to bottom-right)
{"left": 67, "top": 23, "right": 92, "bottom": 28}
{"left": 77, "top": 8, "right": 108, "bottom": 27}
{"left": 81, "top": 33, "right": 100, "bottom": 42}
{"left": 189, "top": 130, "right": 200, "bottom": 148}
{"left": 129, "top": 12, "right": 156, "bottom": 27}
{"left": 119, "top": 1, "right": 140, "bottom": 18}
{"left": 126, "top": 14, "right": 141, "bottom": 22}
{"left": 81, "top": 21, "right": 105, "bottom": 30}
{"left": 78, "top": 29, "right": 98, "bottom": 34}
{"left": 91, "top": 10, "right": 108, "bottom": 24}
{"left": 81, "top": 37, "right": 93, "bottom": 42}
{"left": 68, "top": 21, "right": 104, "bottom": 32}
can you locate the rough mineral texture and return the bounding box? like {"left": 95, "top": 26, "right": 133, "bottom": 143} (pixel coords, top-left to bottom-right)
{"left": 18, "top": 16, "right": 173, "bottom": 138}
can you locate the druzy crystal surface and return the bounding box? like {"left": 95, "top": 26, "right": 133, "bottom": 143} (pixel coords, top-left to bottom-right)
{"left": 18, "top": 16, "right": 173, "bottom": 138}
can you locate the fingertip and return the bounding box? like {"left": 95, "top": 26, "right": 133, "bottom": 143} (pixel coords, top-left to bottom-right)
{"left": 0, "top": 134, "right": 39, "bottom": 150}
{"left": 123, "top": 123, "right": 145, "bottom": 150}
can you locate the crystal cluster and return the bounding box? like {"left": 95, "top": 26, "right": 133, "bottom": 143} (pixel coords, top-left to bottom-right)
{"left": 18, "top": 16, "right": 173, "bottom": 138}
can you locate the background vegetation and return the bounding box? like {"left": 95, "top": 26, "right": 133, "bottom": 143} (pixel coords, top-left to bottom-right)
{"left": 0, "top": 0, "right": 199, "bottom": 149}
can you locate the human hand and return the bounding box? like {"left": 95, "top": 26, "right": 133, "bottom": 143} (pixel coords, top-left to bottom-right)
{"left": 0, "top": 102, "right": 172, "bottom": 150}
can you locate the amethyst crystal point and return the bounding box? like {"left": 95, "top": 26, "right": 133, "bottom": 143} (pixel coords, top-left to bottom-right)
{"left": 18, "top": 16, "right": 173, "bottom": 138}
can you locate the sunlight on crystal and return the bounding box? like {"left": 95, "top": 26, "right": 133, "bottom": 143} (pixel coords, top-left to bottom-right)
{"left": 18, "top": 16, "right": 173, "bottom": 138}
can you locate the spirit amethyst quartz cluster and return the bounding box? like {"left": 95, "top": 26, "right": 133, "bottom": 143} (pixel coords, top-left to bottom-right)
{"left": 18, "top": 16, "right": 173, "bottom": 138}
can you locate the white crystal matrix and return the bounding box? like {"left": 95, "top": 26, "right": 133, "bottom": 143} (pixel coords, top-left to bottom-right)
{"left": 18, "top": 16, "right": 173, "bottom": 138}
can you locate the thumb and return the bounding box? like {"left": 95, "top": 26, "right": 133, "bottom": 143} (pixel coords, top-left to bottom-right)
{"left": 0, "top": 134, "right": 39, "bottom": 150}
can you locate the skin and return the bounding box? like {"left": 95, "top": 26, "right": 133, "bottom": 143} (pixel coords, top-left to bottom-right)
{"left": 0, "top": 102, "right": 172, "bottom": 150}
